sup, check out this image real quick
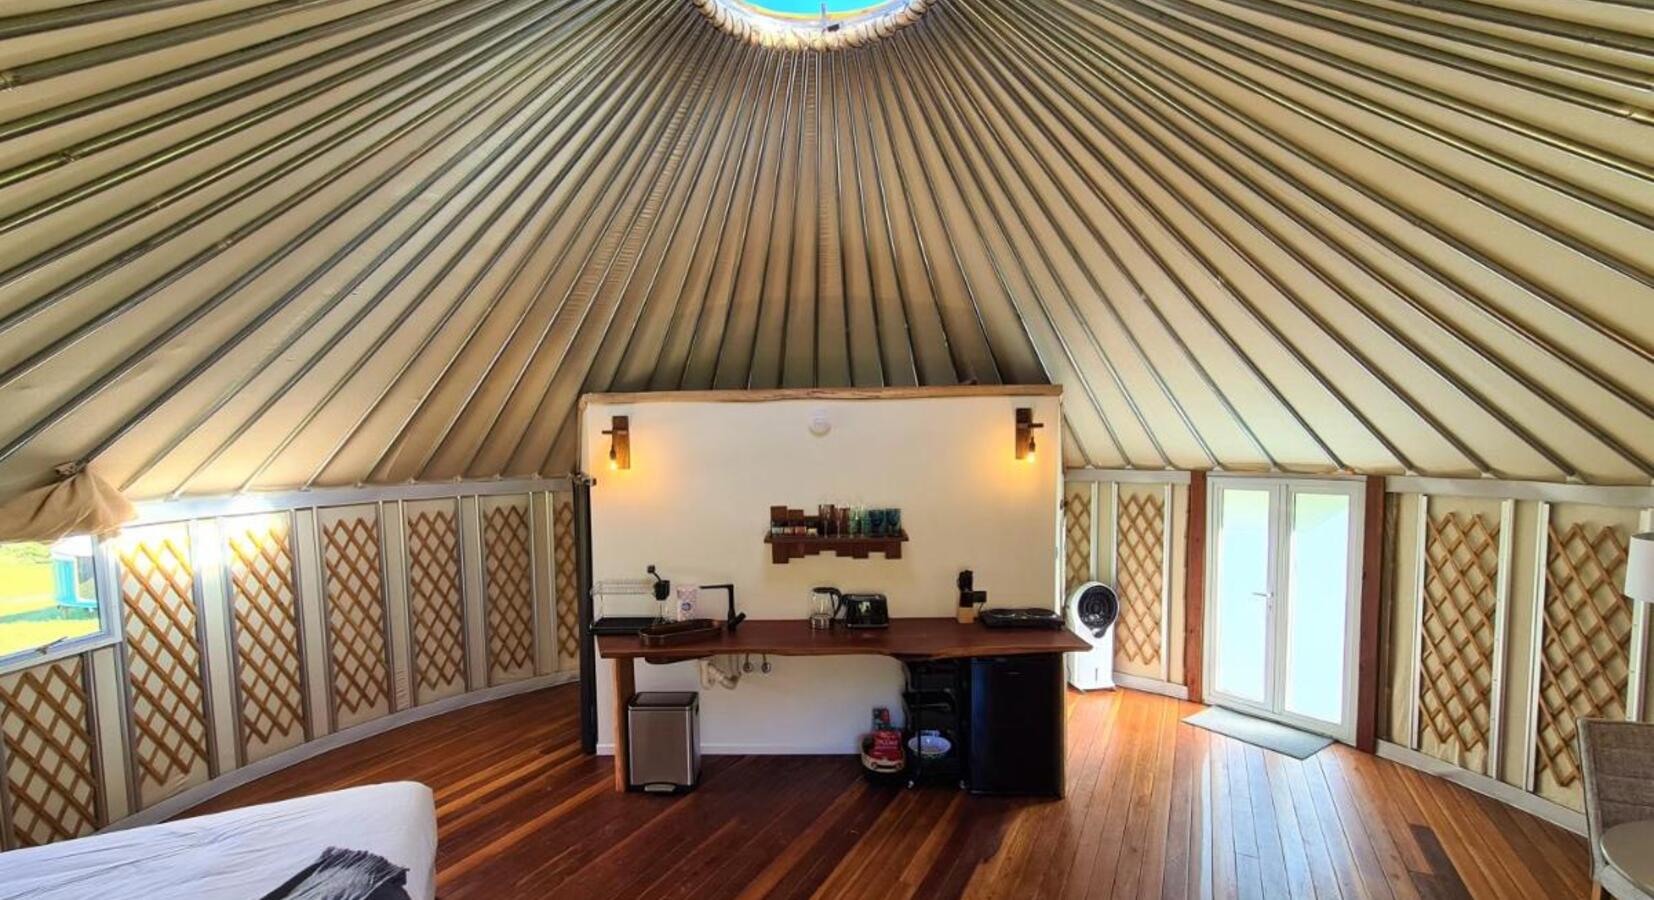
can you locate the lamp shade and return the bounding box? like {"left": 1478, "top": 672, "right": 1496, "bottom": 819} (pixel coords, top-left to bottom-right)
{"left": 1627, "top": 533, "right": 1654, "bottom": 603}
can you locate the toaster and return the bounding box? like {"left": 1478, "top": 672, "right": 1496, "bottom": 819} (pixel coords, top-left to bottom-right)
{"left": 841, "top": 593, "right": 890, "bottom": 628}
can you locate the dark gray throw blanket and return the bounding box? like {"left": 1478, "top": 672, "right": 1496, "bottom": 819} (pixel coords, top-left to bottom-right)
{"left": 258, "top": 847, "right": 411, "bottom": 900}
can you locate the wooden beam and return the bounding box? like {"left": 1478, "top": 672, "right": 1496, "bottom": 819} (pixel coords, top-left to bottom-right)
{"left": 579, "top": 384, "right": 1063, "bottom": 409}
{"left": 1183, "top": 471, "right": 1207, "bottom": 705}
{"left": 1356, "top": 475, "right": 1385, "bottom": 753}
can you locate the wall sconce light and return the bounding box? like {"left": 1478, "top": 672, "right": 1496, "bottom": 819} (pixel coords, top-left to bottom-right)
{"left": 1014, "top": 408, "right": 1042, "bottom": 462}
{"left": 603, "top": 415, "right": 630, "bottom": 470}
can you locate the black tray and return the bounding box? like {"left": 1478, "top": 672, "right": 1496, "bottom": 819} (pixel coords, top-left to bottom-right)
{"left": 589, "top": 616, "right": 658, "bottom": 636}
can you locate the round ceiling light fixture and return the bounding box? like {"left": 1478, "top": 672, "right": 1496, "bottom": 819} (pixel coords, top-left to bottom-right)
{"left": 694, "top": 0, "right": 932, "bottom": 50}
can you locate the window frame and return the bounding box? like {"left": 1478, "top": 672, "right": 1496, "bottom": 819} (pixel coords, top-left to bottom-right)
{"left": 0, "top": 535, "right": 122, "bottom": 675}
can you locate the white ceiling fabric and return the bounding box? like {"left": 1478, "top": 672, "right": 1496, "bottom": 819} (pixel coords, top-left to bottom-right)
{"left": 0, "top": 0, "right": 1648, "bottom": 501}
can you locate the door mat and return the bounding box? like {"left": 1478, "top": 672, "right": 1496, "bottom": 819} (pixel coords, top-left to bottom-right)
{"left": 1183, "top": 706, "right": 1333, "bottom": 760}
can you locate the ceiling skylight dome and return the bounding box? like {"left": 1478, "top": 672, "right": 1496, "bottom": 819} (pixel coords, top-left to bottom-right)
{"left": 694, "top": 0, "right": 931, "bottom": 50}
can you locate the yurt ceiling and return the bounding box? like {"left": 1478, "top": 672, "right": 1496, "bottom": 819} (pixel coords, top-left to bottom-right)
{"left": 0, "top": 0, "right": 1649, "bottom": 501}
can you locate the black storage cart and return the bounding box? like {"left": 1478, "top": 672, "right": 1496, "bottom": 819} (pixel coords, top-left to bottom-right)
{"left": 900, "top": 660, "right": 967, "bottom": 789}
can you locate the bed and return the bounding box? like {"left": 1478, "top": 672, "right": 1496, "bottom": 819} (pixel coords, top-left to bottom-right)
{"left": 0, "top": 782, "right": 437, "bottom": 900}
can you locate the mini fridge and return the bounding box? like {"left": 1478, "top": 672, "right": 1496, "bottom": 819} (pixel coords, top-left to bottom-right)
{"left": 967, "top": 654, "right": 1065, "bottom": 796}
{"left": 627, "top": 691, "right": 701, "bottom": 794}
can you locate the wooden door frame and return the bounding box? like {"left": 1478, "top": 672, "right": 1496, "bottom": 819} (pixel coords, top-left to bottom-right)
{"left": 1184, "top": 472, "right": 1207, "bottom": 705}
{"left": 1182, "top": 472, "right": 1383, "bottom": 752}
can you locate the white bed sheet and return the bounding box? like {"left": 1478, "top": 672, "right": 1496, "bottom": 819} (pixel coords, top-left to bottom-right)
{"left": 0, "top": 781, "right": 437, "bottom": 900}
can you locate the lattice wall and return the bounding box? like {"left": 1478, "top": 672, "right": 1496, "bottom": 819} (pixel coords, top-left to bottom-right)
{"left": 1115, "top": 488, "right": 1165, "bottom": 673}
{"left": 1534, "top": 518, "right": 1631, "bottom": 806}
{"left": 320, "top": 511, "right": 392, "bottom": 730}
{"left": 0, "top": 485, "right": 571, "bottom": 850}
{"left": 405, "top": 505, "right": 467, "bottom": 702}
{"left": 484, "top": 501, "right": 536, "bottom": 685}
{"left": 0, "top": 657, "right": 100, "bottom": 848}
{"left": 1064, "top": 484, "right": 1093, "bottom": 595}
{"left": 223, "top": 514, "right": 306, "bottom": 764}
{"left": 553, "top": 494, "right": 579, "bottom": 672}
{"left": 116, "top": 524, "right": 211, "bottom": 807}
{"left": 1416, "top": 509, "right": 1500, "bottom": 775}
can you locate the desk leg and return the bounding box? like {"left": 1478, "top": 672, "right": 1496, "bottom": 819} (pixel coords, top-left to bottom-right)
{"left": 612, "top": 657, "right": 634, "bottom": 792}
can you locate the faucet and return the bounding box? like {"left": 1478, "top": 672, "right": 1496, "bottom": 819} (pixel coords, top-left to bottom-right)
{"left": 700, "top": 584, "right": 744, "bottom": 631}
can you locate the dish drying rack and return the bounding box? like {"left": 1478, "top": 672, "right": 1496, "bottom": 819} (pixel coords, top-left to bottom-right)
{"left": 588, "top": 575, "right": 667, "bottom": 635}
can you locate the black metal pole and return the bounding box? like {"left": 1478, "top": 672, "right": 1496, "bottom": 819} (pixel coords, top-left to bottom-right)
{"left": 572, "top": 470, "right": 598, "bottom": 754}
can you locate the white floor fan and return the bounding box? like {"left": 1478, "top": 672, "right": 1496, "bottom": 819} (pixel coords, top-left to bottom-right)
{"left": 1065, "top": 581, "right": 1119, "bottom": 691}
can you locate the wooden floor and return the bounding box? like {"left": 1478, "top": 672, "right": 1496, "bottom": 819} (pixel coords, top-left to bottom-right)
{"left": 195, "top": 684, "right": 1590, "bottom": 899}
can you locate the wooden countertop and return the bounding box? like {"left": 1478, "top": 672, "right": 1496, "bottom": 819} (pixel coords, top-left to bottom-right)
{"left": 595, "top": 617, "right": 1088, "bottom": 661}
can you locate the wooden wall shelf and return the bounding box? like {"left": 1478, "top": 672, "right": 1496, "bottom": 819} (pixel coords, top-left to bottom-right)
{"left": 765, "top": 531, "right": 908, "bottom": 564}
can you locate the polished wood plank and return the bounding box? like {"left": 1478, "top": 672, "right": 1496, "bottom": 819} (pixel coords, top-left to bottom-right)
{"left": 189, "top": 685, "right": 1589, "bottom": 899}
{"left": 596, "top": 618, "right": 1088, "bottom": 661}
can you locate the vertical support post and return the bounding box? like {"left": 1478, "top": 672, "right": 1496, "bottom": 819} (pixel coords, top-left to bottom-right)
{"left": 1407, "top": 496, "right": 1429, "bottom": 750}
{"left": 374, "top": 500, "right": 402, "bottom": 713}
{"left": 1489, "top": 498, "right": 1515, "bottom": 779}
{"left": 1523, "top": 502, "right": 1551, "bottom": 793}
{"left": 1161, "top": 482, "right": 1173, "bottom": 683}
{"left": 1108, "top": 482, "right": 1119, "bottom": 586}
{"left": 612, "top": 657, "right": 634, "bottom": 792}
{"left": 1184, "top": 471, "right": 1208, "bottom": 704}
{"left": 186, "top": 519, "right": 223, "bottom": 778}
{"left": 0, "top": 693, "right": 15, "bottom": 850}
{"left": 1355, "top": 476, "right": 1385, "bottom": 754}
{"left": 1087, "top": 481, "right": 1100, "bottom": 583}
{"left": 574, "top": 472, "right": 598, "bottom": 754}
{"left": 527, "top": 494, "right": 545, "bottom": 678}
{"left": 397, "top": 501, "right": 421, "bottom": 707}
{"left": 1627, "top": 508, "right": 1652, "bottom": 722}
{"left": 80, "top": 651, "right": 108, "bottom": 831}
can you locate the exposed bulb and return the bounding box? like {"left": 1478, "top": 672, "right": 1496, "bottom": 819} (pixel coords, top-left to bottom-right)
{"left": 608, "top": 448, "right": 618, "bottom": 470}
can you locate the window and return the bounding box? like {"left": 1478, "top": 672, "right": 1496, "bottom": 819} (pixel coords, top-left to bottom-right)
{"left": 0, "top": 536, "right": 112, "bottom": 667}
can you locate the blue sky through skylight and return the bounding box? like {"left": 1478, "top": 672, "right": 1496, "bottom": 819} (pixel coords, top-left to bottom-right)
{"left": 702, "top": 0, "right": 922, "bottom": 47}
{"left": 743, "top": 0, "right": 880, "bottom": 13}
{"left": 733, "top": 0, "right": 902, "bottom": 18}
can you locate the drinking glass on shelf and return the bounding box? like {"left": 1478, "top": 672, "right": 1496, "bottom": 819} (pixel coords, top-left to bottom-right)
{"left": 886, "top": 508, "right": 901, "bottom": 537}
{"left": 869, "top": 508, "right": 886, "bottom": 537}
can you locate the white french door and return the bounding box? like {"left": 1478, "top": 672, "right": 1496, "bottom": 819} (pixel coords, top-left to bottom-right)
{"left": 1206, "top": 478, "right": 1364, "bottom": 743}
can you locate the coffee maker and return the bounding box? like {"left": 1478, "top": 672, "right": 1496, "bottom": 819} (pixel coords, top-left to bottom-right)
{"left": 809, "top": 586, "right": 841, "bottom": 629}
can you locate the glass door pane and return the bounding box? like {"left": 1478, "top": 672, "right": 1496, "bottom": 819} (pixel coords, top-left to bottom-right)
{"left": 1281, "top": 491, "right": 1352, "bottom": 726}
{"left": 1212, "top": 488, "right": 1272, "bottom": 705}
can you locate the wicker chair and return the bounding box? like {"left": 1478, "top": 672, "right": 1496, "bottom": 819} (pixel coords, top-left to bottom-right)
{"left": 1578, "top": 718, "right": 1654, "bottom": 900}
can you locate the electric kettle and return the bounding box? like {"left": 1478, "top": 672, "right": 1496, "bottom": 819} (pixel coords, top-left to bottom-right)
{"left": 809, "top": 586, "right": 841, "bottom": 630}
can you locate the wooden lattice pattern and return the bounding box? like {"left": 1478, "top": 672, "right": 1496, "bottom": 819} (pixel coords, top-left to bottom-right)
{"left": 1063, "top": 485, "right": 1092, "bottom": 594}
{"left": 484, "top": 503, "right": 536, "bottom": 682}
{"left": 224, "top": 516, "right": 306, "bottom": 759}
{"left": 0, "top": 657, "right": 99, "bottom": 847}
{"left": 1416, "top": 511, "right": 1499, "bottom": 769}
{"left": 1534, "top": 521, "right": 1631, "bottom": 791}
{"left": 406, "top": 508, "right": 467, "bottom": 699}
{"left": 117, "top": 529, "right": 211, "bottom": 799}
{"left": 1114, "top": 491, "right": 1164, "bottom": 669}
{"left": 321, "top": 515, "right": 392, "bottom": 720}
{"left": 553, "top": 495, "right": 579, "bottom": 671}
